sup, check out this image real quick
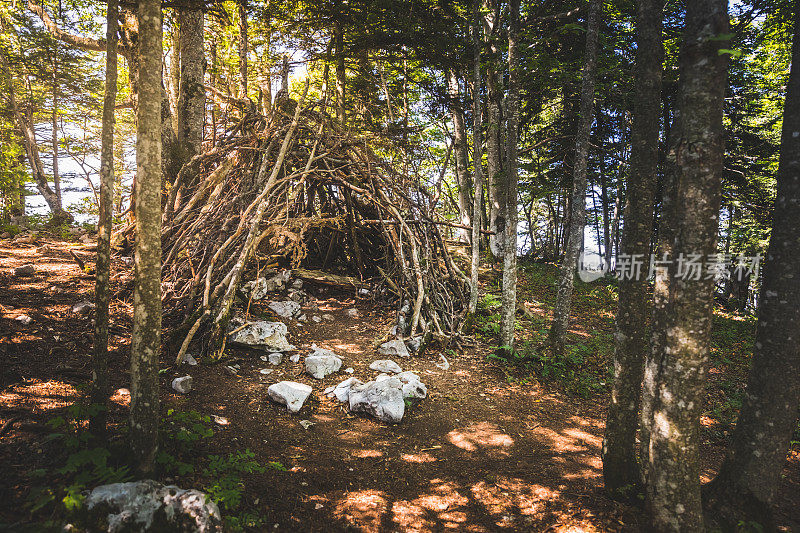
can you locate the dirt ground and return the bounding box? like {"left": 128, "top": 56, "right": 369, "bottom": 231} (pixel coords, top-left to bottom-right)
{"left": 1, "top": 236, "right": 798, "bottom": 532}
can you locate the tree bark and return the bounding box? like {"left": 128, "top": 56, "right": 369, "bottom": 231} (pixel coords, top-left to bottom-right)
{"left": 703, "top": 4, "right": 800, "bottom": 528}
{"left": 499, "top": 0, "right": 520, "bottom": 351}
{"left": 51, "top": 53, "right": 62, "bottom": 209}
{"left": 334, "top": 21, "right": 346, "bottom": 128}
{"left": 602, "top": 0, "right": 664, "bottom": 499}
{"left": 483, "top": 0, "right": 505, "bottom": 259}
{"left": 91, "top": 0, "right": 118, "bottom": 441}
{"left": 643, "top": 1, "right": 729, "bottom": 530}
{"left": 130, "top": 0, "right": 162, "bottom": 475}
{"left": 548, "top": 0, "right": 601, "bottom": 354}
{"left": 237, "top": 0, "right": 248, "bottom": 100}
{"left": 177, "top": 5, "right": 205, "bottom": 166}
{"left": 469, "top": 0, "right": 483, "bottom": 314}
{"left": 447, "top": 68, "right": 473, "bottom": 242}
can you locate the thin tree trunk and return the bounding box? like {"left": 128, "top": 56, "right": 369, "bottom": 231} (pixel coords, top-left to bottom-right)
{"left": 51, "top": 56, "right": 62, "bottom": 209}
{"left": 130, "top": 0, "right": 162, "bottom": 475}
{"left": 177, "top": 6, "right": 205, "bottom": 166}
{"left": 499, "top": 0, "right": 520, "bottom": 351}
{"left": 469, "top": 0, "right": 483, "bottom": 314}
{"left": 548, "top": 0, "right": 601, "bottom": 354}
{"left": 483, "top": 0, "right": 505, "bottom": 259}
{"left": 703, "top": 4, "right": 800, "bottom": 528}
{"left": 334, "top": 21, "right": 346, "bottom": 127}
{"left": 237, "top": 0, "right": 248, "bottom": 99}
{"left": 447, "top": 68, "right": 473, "bottom": 242}
{"left": 91, "top": 0, "right": 118, "bottom": 441}
{"left": 602, "top": 0, "right": 664, "bottom": 499}
{"left": 643, "top": 1, "right": 729, "bottom": 530}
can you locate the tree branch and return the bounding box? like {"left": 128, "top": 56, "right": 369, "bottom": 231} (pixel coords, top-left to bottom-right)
{"left": 27, "top": 0, "right": 107, "bottom": 52}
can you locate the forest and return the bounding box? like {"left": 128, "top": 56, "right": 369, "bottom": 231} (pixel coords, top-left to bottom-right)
{"left": 0, "top": 0, "right": 798, "bottom": 531}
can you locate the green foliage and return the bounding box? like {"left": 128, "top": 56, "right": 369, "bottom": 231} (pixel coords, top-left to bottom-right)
{"left": 157, "top": 409, "right": 215, "bottom": 476}
{"left": 27, "top": 402, "right": 130, "bottom": 520}
{"left": 202, "top": 450, "right": 274, "bottom": 530}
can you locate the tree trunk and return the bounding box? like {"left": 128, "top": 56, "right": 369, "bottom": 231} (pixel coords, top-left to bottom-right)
{"left": 548, "top": 0, "right": 601, "bottom": 354}
{"left": 703, "top": 4, "right": 800, "bottom": 528}
{"left": 51, "top": 56, "right": 62, "bottom": 209}
{"left": 447, "top": 68, "right": 473, "bottom": 242}
{"left": 237, "top": 0, "right": 248, "bottom": 100}
{"left": 483, "top": 0, "right": 505, "bottom": 259}
{"left": 177, "top": 6, "right": 205, "bottom": 166}
{"left": 602, "top": 0, "right": 664, "bottom": 499}
{"left": 643, "top": 1, "right": 729, "bottom": 530}
{"left": 499, "top": 0, "right": 520, "bottom": 351}
{"left": 0, "top": 61, "right": 71, "bottom": 223}
{"left": 469, "top": 0, "right": 483, "bottom": 314}
{"left": 91, "top": 0, "right": 118, "bottom": 441}
{"left": 130, "top": 0, "right": 162, "bottom": 475}
{"left": 334, "top": 21, "right": 346, "bottom": 128}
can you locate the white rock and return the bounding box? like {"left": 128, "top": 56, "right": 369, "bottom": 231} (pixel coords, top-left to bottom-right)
{"left": 228, "top": 319, "right": 296, "bottom": 352}
{"left": 436, "top": 354, "right": 450, "bottom": 370}
{"left": 322, "top": 314, "right": 334, "bottom": 321}
{"left": 378, "top": 339, "right": 410, "bottom": 358}
{"left": 289, "top": 353, "right": 301, "bottom": 363}
{"left": 171, "top": 375, "right": 193, "bottom": 394}
{"left": 305, "top": 345, "right": 342, "bottom": 379}
{"left": 241, "top": 277, "right": 270, "bottom": 301}
{"left": 268, "top": 300, "right": 301, "bottom": 318}
{"left": 268, "top": 352, "right": 283, "bottom": 365}
{"left": 212, "top": 415, "right": 229, "bottom": 426}
{"left": 311, "top": 315, "right": 322, "bottom": 323}
{"left": 268, "top": 381, "right": 312, "bottom": 413}
{"left": 224, "top": 365, "right": 239, "bottom": 375}
{"left": 299, "top": 420, "right": 314, "bottom": 429}
{"left": 395, "top": 371, "right": 428, "bottom": 399}
{"left": 358, "top": 288, "right": 370, "bottom": 296}
{"left": 348, "top": 378, "right": 406, "bottom": 423}
{"left": 369, "top": 359, "right": 402, "bottom": 373}
{"left": 326, "top": 377, "right": 363, "bottom": 402}
{"left": 72, "top": 301, "right": 96, "bottom": 315}
{"left": 84, "top": 480, "right": 221, "bottom": 532}
{"left": 259, "top": 368, "right": 274, "bottom": 375}
{"left": 298, "top": 314, "right": 307, "bottom": 322}
{"left": 15, "top": 314, "right": 32, "bottom": 325}
{"left": 292, "top": 279, "right": 303, "bottom": 289}
{"left": 182, "top": 354, "right": 198, "bottom": 366}
{"left": 344, "top": 367, "right": 354, "bottom": 374}
{"left": 345, "top": 308, "right": 359, "bottom": 318}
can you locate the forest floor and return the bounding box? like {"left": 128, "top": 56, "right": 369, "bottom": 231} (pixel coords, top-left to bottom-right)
{"left": 0, "top": 234, "right": 798, "bottom": 532}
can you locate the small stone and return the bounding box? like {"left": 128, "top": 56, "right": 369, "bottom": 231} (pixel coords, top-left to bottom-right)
{"left": 344, "top": 367, "right": 354, "bottom": 374}
{"left": 292, "top": 279, "right": 303, "bottom": 289}
{"left": 326, "top": 377, "right": 362, "bottom": 402}
{"left": 268, "top": 381, "right": 312, "bottom": 413}
{"left": 268, "top": 352, "right": 283, "bottom": 365}
{"left": 72, "top": 301, "right": 96, "bottom": 315}
{"left": 358, "top": 288, "right": 370, "bottom": 297}
{"left": 298, "top": 314, "right": 307, "bottom": 322}
{"left": 268, "top": 300, "right": 301, "bottom": 318}
{"left": 345, "top": 308, "right": 359, "bottom": 318}
{"left": 224, "top": 365, "right": 239, "bottom": 376}
{"left": 436, "top": 354, "right": 450, "bottom": 370}
{"left": 289, "top": 353, "right": 301, "bottom": 363}
{"left": 378, "top": 339, "right": 410, "bottom": 358}
{"left": 80, "top": 234, "right": 93, "bottom": 244}
{"left": 171, "top": 375, "right": 193, "bottom": 394}
{"left": 348, "top": 378, "right": 406, "bottom": 423}
{"left": 259, "top": 368, "right": 274, "bottom": 375}
{"left": 15, "top": 315, "right": 32, "bottom": 325}
{"left": 311, "top": 315, "right": 322, "bottom": 323}
{"left": 322, "top": 314, "right": 334, "bottom": 321}
{"left": 305, "top": 344, "right": 342, "bottom": 379}
{"left": 212, "top": 415, "right": 229, "bottom": 426}
{"left": 377, "top": 371, "right": 428, "bottom": 399}
{"left": 182, "top": 354, "right": 198, "bottom": 366}
{"left": 299, "top": 420, "right": 315, "bottom": 429}
{"left": 369, "top": 360, "right": 403, "bottom": 373}
{"left": 228, "top": 319, "right": 296, "bottom": 352}
{"left": 315, "top": 503, "right": 324, "bottom": 510}
{"left": 14, "top": 264, "right": 35, "bottom": 277}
